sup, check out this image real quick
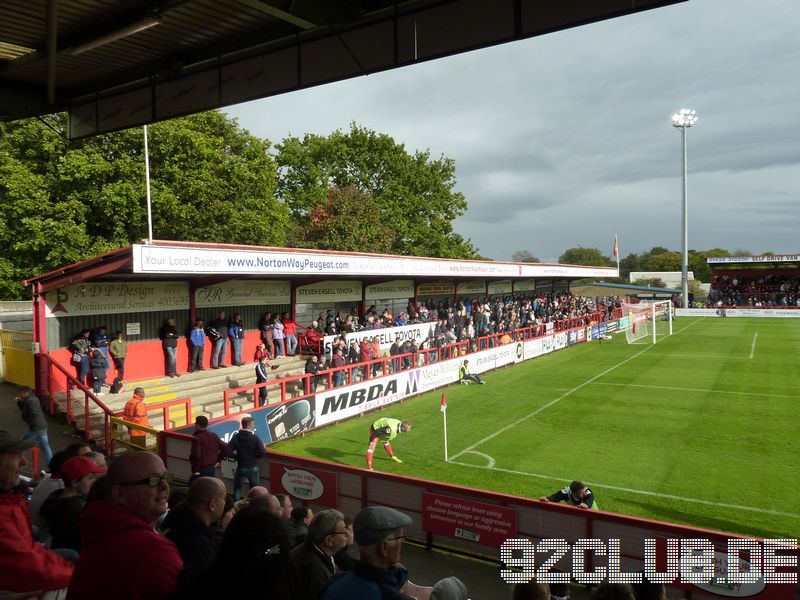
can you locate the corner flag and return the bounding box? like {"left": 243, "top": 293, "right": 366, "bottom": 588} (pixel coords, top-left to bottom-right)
{"left": 612, "top": 234, "right": 620, "bottom": 270}
{"left": 441, "top": 393, "right": 448, "bottom": 462}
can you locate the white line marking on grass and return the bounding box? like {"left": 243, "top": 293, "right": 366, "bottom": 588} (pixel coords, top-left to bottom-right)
{"left": 643, "top": 354, "right": 751, "bottom": 360}
{"left": 450, "top": 317, "right": 706, "bottom": 463}
{"left": 750, "top": 331, "right": 759, "bottom": 359}
{"left": 590, "top": 382, "right": 800, "bottom": 400}
{"left": 449, "top": 460, "right": 800, "bottom": 519}
{"left": 460, "top": 450, "right": 496, "bottom": 468}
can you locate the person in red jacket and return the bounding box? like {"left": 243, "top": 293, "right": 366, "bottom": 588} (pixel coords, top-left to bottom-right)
{"left": 67, "top": 451, "right": 183, "bottom": 600}
{"left": 189, "top": 415, "right": 228, "bottom": 482}
{"left": 0, "top": 430, "right": 74, "bottom": 595}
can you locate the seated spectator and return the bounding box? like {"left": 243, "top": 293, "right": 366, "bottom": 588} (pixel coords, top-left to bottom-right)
{"left": 40, "top": 455, "right": 107, "bottom": 552}
{"left": 0, "top": 430, "right": 74, "bottom": 595}
{"left": 163, "top": 476, "right": 226, "bottom": 578}
{"left": 275, "top": 493, "right": 293, "bottom": 520}
{"left": 291, "top": 509, "right": 349, "bottom": 600}
{"left": 223, "top": 485, "right": 269, "bottom": 526}
{"left": 288, "top": 505, "right": 313, "bottom": 548}
{"left": 305, "top": 355, "right": 320, "bottom": 392}
{"left": 592, "top": 584, "right": 636, "bottom": 600}
{"left": 333, "top": 514, "right": 356, "bottom": 572}
{"left": 67, "top": 451, "right": 183, "bottom": 599}
{"left": 458, "top": 359, "right": 485, "bottom": 385}
{"left": 184, "top": 507, "right": 303, "bottom": 599}
{"left": 210, "top": 493, "right": 235, "bottom": 547}
{"left": 512, "top": 581, "right": 550, "bottom": 600}
{"left": 431, "top": 576, "right": 469, "bottom": 600}
{"left": 322, "top": 505, "right": 428, "bottom": 600}
{"left": 247, "top": 492, "right": 282, "bottom": 516}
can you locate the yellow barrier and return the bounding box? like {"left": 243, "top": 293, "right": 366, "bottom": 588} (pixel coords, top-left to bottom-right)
{"left": 0, "top": 329, "right": 34, "bottom": 387}
{"left": 110, "top": 416, "right": 160, "bottom": 454}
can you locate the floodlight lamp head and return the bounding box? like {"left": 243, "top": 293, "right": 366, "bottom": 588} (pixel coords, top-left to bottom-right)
{"left": 672, "top": 108, "right": 698, "bottom": 128}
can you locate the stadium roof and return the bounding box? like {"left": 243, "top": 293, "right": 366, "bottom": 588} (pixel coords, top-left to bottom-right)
{"left": 24, "top": 239, "right": 619, "bottom": 293}
{"left": 571, "top": 281, "right": 679, "bottom": 297}
{"left": 1, "top": 0, "right": 685, "bottom": 139}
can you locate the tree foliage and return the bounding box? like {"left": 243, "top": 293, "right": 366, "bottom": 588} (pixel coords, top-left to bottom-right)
{"left": 276, "top": 123, "right": 476, "bottom": 259}
{"left": 0, "top": 112, "right": 287, "bottom": 298}
{"left": 558, "top": 247, "right": 613, "bottom": 267}
{"left": 512, "top": 250, "right": 541, "bottom": 263}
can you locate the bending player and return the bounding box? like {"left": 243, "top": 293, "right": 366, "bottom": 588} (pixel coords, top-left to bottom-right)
{"left": 366, "top": 417, "right": 411, "bottom": 470}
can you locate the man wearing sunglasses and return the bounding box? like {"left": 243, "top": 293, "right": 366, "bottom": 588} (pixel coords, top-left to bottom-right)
{"left": 67, "top": 452, "right": 183, "bottom": 600}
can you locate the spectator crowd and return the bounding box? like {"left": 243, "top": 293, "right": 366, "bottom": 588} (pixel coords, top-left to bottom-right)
{"left": 709, "top": 273, "right": 800, "bottom": 307}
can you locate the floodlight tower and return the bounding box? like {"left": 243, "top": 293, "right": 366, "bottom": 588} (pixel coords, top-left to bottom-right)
{"left": 672, "top": 108, "right": 697, "bottom": 309}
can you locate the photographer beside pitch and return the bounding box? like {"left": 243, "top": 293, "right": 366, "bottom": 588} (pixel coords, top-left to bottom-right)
{"left": 540, "top": 480, "right": 598, "bottom": 510}
{"left": 366, "top": 418, "right": 411, "bottom": 471}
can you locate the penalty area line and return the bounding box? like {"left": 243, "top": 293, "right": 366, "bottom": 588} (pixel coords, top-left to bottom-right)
{"left": 589, "top": 382, "right": 800, "bottom": 400}
{"left": 449, "top": 460, "right": 800, "bottom": 519}
{"left": 449, "top": 317, "right": 706, "bottom": 464}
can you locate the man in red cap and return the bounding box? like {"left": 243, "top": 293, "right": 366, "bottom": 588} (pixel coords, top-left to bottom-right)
{"left": 40, "top": 455, "right": 107, "bottom": 552}
{"left": 0, "top": 429, "right": 74, "bottom": 595}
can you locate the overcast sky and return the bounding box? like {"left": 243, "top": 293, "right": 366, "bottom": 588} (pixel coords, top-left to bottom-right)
{"left": 226, "top": 0, "right": 800, "bottom": 263}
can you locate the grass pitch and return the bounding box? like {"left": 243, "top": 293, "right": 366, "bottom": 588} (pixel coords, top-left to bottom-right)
{"left": 273, "top": 317, "right": 800, "bottom": 538}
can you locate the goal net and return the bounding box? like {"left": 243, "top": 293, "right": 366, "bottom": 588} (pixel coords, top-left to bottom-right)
{"left": 623, "top": 300, "right": 673, "bottom": 344}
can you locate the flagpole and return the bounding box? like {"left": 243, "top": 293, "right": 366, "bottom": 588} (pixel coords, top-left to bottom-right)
{"left": 441, "top": 393, "right": 448, "bottom": 462}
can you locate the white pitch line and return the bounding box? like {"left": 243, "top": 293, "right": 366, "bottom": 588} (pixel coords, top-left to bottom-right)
{"left": 750, "top": 331, "right": 759, "bottom": 359}
{"left": 642, "top": 353, "right": 751, "bottom": 360}
{"left": 449, "top": 318, "right": 707, "bottom": 463}
{"left": 449, "top": 460, "right": 800, "bottom": 519}
{"left": 590, "top": 382, "right": 800, "bottom": 401}
{"left": 461, "top": 450, "right": 496, "bottom": 468}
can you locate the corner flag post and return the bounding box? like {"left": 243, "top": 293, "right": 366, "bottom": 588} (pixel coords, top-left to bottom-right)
{"left": 441, "top": 393, "right": 448, "bottom": 462}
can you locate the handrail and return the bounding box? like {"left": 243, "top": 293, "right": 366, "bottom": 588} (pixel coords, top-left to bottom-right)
{"left": 115, "top": 397, "right": 192, "bottom": 431}
{"left": 39, "top": 353, "right": 114, "bottom": 449}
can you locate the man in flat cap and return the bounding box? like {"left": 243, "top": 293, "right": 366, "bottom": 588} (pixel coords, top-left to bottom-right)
{"left": 321, "top": 505, "right": 430, "bottom": 600}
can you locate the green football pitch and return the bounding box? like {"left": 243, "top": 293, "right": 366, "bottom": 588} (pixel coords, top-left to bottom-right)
{"left": 273, "top": 317, "right": 800, "bottom": 539}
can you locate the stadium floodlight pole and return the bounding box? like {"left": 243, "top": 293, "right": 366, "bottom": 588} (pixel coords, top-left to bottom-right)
{"left": 672, "top": 109, "right": 698, "bottom": 308}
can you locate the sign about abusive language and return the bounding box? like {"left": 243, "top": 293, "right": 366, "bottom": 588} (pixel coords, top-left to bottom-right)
{"left": 423, "top": 491, "right": 516, "bottom": 548}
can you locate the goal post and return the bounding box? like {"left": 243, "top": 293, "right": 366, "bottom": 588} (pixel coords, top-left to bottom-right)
{"left": 623, "top": 300, "right": 673, "bottom": 344}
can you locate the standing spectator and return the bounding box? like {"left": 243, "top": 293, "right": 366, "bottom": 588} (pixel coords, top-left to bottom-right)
{"left": 283, "top": 311, "right": 298, "bottom": 356}
{"left": 185, "top": 507, "right": 303, "bottom": 599}
{"left": 332, "top": 348, "right": 346, "bottom": 387}
{"left": 67, "top": 452, "right": 183, "bottom": 600}
{"left": 321, "top": 506, "right": 426, "bottom": 600}
{"left": 15, "top": 387, "right": 53, "bottom": 466}
{"left": 256, "top": 355, "right": 271, "bottom": 407}
{"left": 305, "top": 355, "right": 320, "bottom": 393}
{"left": 228, "top": 312, "right": 245, "bottom": 366}
{"left": 109, "top": 330, "right": 127, "bottom": 382}
{"left": 189, "top": 416, "right": 228, "bottom": 482}
{"left": 40, "top": 455, "right": 106, "bottom": 552}
{"left": 291, "top": 509, "right": 349, "bottom": 600}
{"left": 70, "top": 328, "right": 92, "bottom": 385}
{"left": 209, "top": 310, "right": 229, "bottom": 369}
{"left": 227, "top": 416, "right": 265, "bottom": 501}
{"left": 89, "top": 348, "right": 108, "bottom": 394}
{"left": 258, "top": 311, "right": 275, "bottom": 358}
{"left": 91, "top": 325, "right": 111, "bottom": 385}
{"left": 0, "top": 430, "right": 74, "bottom": 595}
{"left": 160, "top": 318, "right": 181, "bottom": 377}
{"left": 359, "top": 338, "right": 372, "bottom": 380}
{"left": 123, "top": 387, "right": 149, "bottom": 448}
{"left": 272, "top": 315, "right": 286, "bottom": 357}
{"left": 287, "top": 505, "right": 313, "bottom": 548}
{"left": 389, "top": 340, "right": 401, "bottom": 373}
{"left": 190, "top": 319, "right": 206, "bottom": 372}
{"left": 163, "top": 476, "right": 226, "bottom": 578}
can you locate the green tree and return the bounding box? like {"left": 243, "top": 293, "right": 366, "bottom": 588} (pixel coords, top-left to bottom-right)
{"left": 275, "top": 123, "right": 476, "bottom": 258}
{"left": 0, "top": 111, "right": 287, "bottom": 299}
{"left": 642, "top": 251, "right": 682, "bottom": 272}
{"left": 558, "top": 247, "right": 613, "bottom": 267}
{"left": 618, "top": 253, "right": 642, "bottom": 281}
{"left": 512, "top": 250, "right": 541, "bottom": 263}
{"left": 301, "top": 186, "right": 396, "bottom": 253}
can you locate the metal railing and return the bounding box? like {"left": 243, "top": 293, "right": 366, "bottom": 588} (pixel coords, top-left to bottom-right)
{"left": 110, "top": 397, "right": 191, "bottom": 455}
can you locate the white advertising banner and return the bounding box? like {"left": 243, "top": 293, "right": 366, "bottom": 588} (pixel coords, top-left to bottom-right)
{"left": 365, "top": 280, "right": 414, "bottom": 301}
{"left": 296, "top": 280, "right": 362, "bottom": 303}
{"left": 322, "top": 322, "right": 437, "bottom": 357}
{"left": 524, "top": 338, "right": 544, "bottom": 359}
{"left": 316, "top": 372, "right": 407, "bottom": 426}
{"left": 487, "top": 280, "right": 512, "bottom": 295}
{"left": 513, "top": 279, "right": 537, "bottom": 292}
{"left": 132, "top": 244, "right": 617, "bottom": 278}
{"left": 195, "top": 279, "right": 290, "bottom": 307}
{"left": 46, "top": 281, "right": 189, "bottom": 318}
{"left": 676, "top": 308, "right": 800, "bottom": 318}
{"left": 554, "top": 331, "right": 568, "bottom": 350}
{"left": 456, "top": 281, "right": 486, "bottom": 296}
{"left": 542, "top": 335, "right": 555, "bottom": 354}
{"left": 707, "top": 254, "right": 800, "bottom": 264}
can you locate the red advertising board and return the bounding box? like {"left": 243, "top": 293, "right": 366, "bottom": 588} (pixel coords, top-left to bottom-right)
{"left": 423, "top": 491, "right": 516, "bottom": 548}
{"left": 269, "top": 461, "right": 338, "bottom": 508}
